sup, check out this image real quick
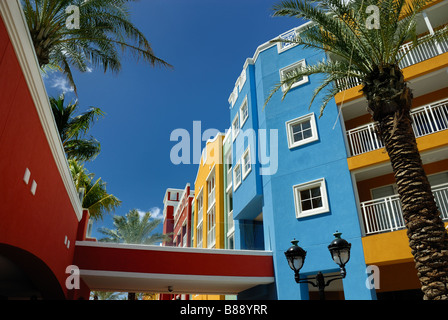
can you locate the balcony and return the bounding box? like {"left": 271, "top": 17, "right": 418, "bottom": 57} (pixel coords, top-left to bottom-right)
{"left": 227, "top": 210, "right": 234, "bottom": 235}
{"left": 347, "top": 98, "right": 448, "bottom": 156}
{"left": 335, "top": 31, "right": 448, "bottom": 92}
{"left": 361, "top": 183, "right": 448, "bottom": 235}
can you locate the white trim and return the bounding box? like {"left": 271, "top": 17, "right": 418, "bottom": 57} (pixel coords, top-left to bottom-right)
{"left": 232, "top": 113, "right": 240, "bottom": 142}
{"left": 233, "top": 160, "right": 242, "bottom": 191}
{"left": 206, "top": 166, "right": 216, "bottom": 209}
{"left": 79, "top": 269, "right": 275, "bottom": 294}
{"left": 80, "top": 270, "right": 275, "bottom": 282}
{"left": 285, "top": 113, "right": 318, "bottom": 149}
{"left": 0, "top": 0, "right": 82, "bottom": 220}
{"left": 227, "top": 21, "right": 313, "bottom": 105}
{"left": 293, "top": 178, "right": 329, "bottom": 218}
{"left": 276, "top": 28, "right": 299, "bottom": 53}
{"left": 242, "top": 147, "right": 252, "bottom": 180}
{"left": 280, "top": 59, "right": 309, "bottom": 92}
{"left": 75, "top": 240, "right": 273, "bottom": 256}
{"left": 239, "top": 96, "right": 249, "bottom": 127}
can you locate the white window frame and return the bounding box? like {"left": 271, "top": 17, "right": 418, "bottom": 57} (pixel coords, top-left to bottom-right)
{"left": 207, "top": 205, "right": 216, "bottom": 248}
{"left": 280, "top": 59, "right": 309, "bottom": 92}
{"left": 197, "top": 222, "right": 203, "bottom": 248}
{"left": 232, "top": 114, "right": 240, "bottom": 141}
{"left": 233, "top": 160, "right": 242, "bottom": 191}
{"left": 226, "top": 152, "right": 233, "bottom": 192}
{"left": 207, "top": 168, "right": 216, "bottom": 210}
{"left": 277, "top": 28, "right": 298, "bottom": 53}
{"left": 242, "top": 147, "right": 252, "bottom": 180}
{"left": 239, "top": 96, "right": 249, "bottom": 127}
{"left": 285, "top": 113, "right": 318, "bottom": 149}
{"left": 196, "top": 189, "right": 203, "bottom": 224}
{"left": 293, "top": 178, "right": 329, "bottom": 218}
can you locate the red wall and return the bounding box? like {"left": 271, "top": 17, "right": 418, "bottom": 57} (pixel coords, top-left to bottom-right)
{"left": 0, "top": 16, "right": 82, "bottom": 299}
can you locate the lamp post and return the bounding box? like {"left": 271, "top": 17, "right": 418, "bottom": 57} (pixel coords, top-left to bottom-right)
{"left": 284, "top": 231, "right": 351, "bottom": 300}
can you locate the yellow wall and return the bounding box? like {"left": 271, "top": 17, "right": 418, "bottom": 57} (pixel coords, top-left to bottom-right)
{"left": 335, "top": 52, "right": 448, "bottom": 106}
{"left": 192, "top": 134, "right": 226, "bottom": 300}
{"left": 348, "top": 130, "right": 448, "bottom": 171}
{"left": 345, "top": 88, "right": 448, "bottom": 131}
{"left": 193, "top": 134, "right": 225, "bottom": 249}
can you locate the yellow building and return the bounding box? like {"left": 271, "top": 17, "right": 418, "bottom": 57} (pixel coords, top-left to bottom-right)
{"left": 192, "top": 133, "right": 226, "bottom": 300}
{"left": 335, "top": 0, "right": 448, "bottom": 298}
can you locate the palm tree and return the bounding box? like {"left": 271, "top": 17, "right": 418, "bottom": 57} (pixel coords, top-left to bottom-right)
{"left": 51, "top": 95, "right": 104, "bottom": 162}
{"left": 267, "top": 0, "right": 448, "bottom": 300}
{"left": 22, "top": 0, "right": 172, "bottom": 92}
{"left": 69, "top": 159, "right": 121, "bottom": 221}
{"left": 90, "top": 291, "right": 124, "bottom": 300}
{"left": 98, "top": 209, "right": 171, "bottom": 300}
{"left": 98, "top": 209, "right": 169, "bottom": 245}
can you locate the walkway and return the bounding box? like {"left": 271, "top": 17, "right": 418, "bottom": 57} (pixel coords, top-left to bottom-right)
{"left": 74, "top": 241, "right": 275, "bottom": 295}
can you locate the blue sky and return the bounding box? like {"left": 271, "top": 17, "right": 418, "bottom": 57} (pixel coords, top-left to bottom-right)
{"left": 44, "top": 0, "right": 304, "bottom": 239}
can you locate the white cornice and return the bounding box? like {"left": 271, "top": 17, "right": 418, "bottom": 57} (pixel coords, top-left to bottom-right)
{"left": 0, "top": 0, "right": 83, "bottom": 221}
{"left": 227, "top": 21, "right": 314, "bottom": 103}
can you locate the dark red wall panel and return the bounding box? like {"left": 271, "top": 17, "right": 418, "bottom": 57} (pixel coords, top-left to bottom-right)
{"left": 0, "top": 16, "right": 80, "bottom": 298}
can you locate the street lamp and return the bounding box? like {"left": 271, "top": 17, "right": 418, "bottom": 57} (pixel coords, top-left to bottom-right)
{"left": 284, "top": 231, "right": 351, "bottom": 300}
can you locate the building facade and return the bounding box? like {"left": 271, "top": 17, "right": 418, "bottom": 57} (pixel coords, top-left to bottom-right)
{"left": 227, "top": 22, "right": 376, "bottom": 300}
{"left": 337, "top": 0, "right": 448, "bottom": 299}
{"left": 225, "top": 0, "right": 448, "bottom": 300}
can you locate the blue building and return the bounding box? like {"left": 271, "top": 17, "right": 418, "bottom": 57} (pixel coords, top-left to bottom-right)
{"left": 228, "top": 25, "right": 376, "bottom": 300}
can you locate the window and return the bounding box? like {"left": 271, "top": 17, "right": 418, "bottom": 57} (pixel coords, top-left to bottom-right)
{"left": 280, "top": 59, "right": 308, "bottom": 92}
{"left": 277, "top": 28, "right": 298, "bottom": 53}
{"left": 233, "top": 161, "right": 242, "bottom": 191}
{"left": 196, "top": 191, "right": 203, "bottom": 224}
{"left": 226, "top": 153, "right": 232, "bottom": 191}
{"left": 242, "top": 147, "right": 251, "bottom": 179}
{"left": 197, "top": 222, "right": 203, "bottom": 248}
{"left": 227, "top": 233, "right": 235, "bottom": 250}
{"left": 239, "top": 97, "right": 249, "bottom": 127}
{"left": 207, "top": 206, "right": 216, "bottom": 248}
{"left": 232, "top": 114, "right": 240, "bottom": 141}
{"left": 428, "top": 171, "right": 448, "bottom": 187}
{"left": 226, "top": 190, "right": 234, "bottom": 234}
{"left": 371, "top": 184, "right": 397, "bottom": 199}
{"left": 286, "top": 113, "right": 318, "bottom": 149}
{"left": 207, "top": 171, "right": 215, "bottom": 209}
{"left": 293, "top": 178, "right": 329, "bottom": 218}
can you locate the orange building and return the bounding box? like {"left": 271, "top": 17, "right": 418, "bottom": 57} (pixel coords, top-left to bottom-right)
{"left": 335, "top": 0, "right": 448, "bottom": 299}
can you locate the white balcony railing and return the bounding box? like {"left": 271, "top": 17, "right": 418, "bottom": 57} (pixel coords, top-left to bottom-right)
{"left": 226, "top": 168, "right": 232, "bottom": 191}
{"left": 227, "top": 210, "right": 234, "bottom": 235}
{"left": 335, "top": 32, "right": 448, "bottom": 91}
{"left": 182, "top": 233, "right": 187, "bottom": 247}
{"left": 361, "top": 183, "right": 448, "bottom": 235}
{"left": 207, "top": 226, "right": 216, "bottom": 248}
{"left": 347, "top": 98, "right": 448, "bottom": 156}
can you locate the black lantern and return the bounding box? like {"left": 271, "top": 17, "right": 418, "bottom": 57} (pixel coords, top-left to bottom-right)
{"left": 328, "top": 231, "right": 351, "bottom": 278}
{"left": 284, "top": 239, "right": 306, "bottom": 283}
{"left": 284, "top": 231, "right": 352, "bottom": 300}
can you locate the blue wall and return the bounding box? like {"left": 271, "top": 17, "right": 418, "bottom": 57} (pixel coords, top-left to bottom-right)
{"left": 229, "top": 31, "right": 376, "bottom": 300}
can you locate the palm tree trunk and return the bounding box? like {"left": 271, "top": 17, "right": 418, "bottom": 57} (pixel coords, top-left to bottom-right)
{"left": 128, "top": 292, "right": 136, "bottom": 300}
{"left": 378, "top": 97, "right": 448, "bottom": 300}
{"left": 362, "top": 64, "right": 448, "bottom": 300}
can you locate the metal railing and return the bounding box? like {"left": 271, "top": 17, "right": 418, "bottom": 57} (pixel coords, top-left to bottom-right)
{"left": 335, "top": 32, "right": 448, "bottom": 92}
{"left": 361, "top": 183, "right": 448, "bottom": 235}
{"left": 347, "top": 98, "right": 448, "bottom": 156}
